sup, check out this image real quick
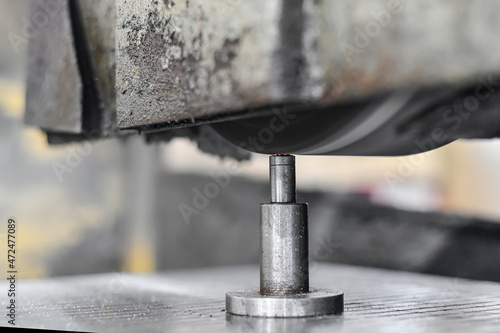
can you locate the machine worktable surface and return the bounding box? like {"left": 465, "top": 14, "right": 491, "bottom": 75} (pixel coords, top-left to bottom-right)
{"left": 3, "top": 264, "right": 500, "bottom": 332}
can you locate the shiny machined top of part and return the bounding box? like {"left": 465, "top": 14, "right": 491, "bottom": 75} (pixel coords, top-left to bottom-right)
{"left": 270, "top": 154, "right": 296, "bottom": 203}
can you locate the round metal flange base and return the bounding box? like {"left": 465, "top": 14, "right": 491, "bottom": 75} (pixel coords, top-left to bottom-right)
{"left": 226, "top": 289, "right": 344, "bottom": 317}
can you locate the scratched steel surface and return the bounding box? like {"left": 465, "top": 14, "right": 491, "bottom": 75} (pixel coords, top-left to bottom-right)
{"left": 4, "top": 264, "right": 500, "bottom": 332}
{"left": 116, "top": 0, "right": 500, "bottom": 129}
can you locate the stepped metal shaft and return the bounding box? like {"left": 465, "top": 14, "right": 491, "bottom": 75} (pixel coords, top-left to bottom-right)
{"left": 260, "top": 155, "right": 309, "bottom": 295}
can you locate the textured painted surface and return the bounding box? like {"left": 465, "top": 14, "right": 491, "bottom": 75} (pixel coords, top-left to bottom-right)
{"left": 317, "top": 0, "right": 500, "bottom": 100}
{"left": 116, "top": 0, "right": 500, "bottom": 129}
{"left": 24, "top": 0, "right": 82, "bottom": 133}
{"left": 5, "top": 264, "right": 500, "bottom": 332}
{"left": 116, "top": 0, "right": 283, "bottom": 128}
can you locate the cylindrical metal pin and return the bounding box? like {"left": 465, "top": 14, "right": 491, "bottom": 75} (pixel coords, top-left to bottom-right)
{"left": 226, "top": 154, "right": 344, "bottom": 317}
{"left": 270, "top": 155, "right": 296, "bottom": 203}
{"left": 260, "top": 155, "right": 309, "bottom": 295}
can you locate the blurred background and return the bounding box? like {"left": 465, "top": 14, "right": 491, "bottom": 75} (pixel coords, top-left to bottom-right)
{"left": 2, "top": 0, "right": 500, "bottom": 280}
